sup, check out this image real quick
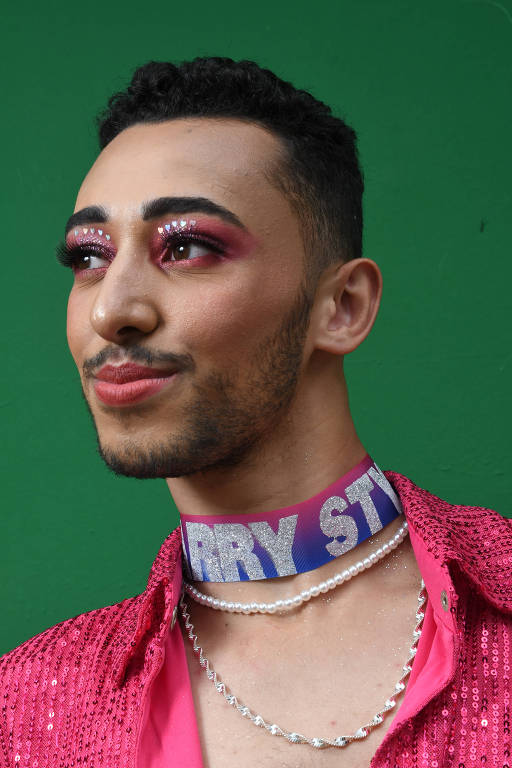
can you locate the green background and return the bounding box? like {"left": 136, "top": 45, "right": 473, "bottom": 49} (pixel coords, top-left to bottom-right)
{"left": 1, "top": 0, "right": 510, "bottom": 656}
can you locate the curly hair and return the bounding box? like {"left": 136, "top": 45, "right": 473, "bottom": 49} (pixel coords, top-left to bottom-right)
{"left": 97, "top": 57, "right": 363, "bottom": 285}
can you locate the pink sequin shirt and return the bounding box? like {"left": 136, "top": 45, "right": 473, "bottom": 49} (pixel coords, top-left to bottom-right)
{"left": 1, "top": 471, "right": 511, "bottom": 766}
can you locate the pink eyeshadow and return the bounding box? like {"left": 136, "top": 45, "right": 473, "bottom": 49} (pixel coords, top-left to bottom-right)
{"left": 150, "top": 216, "right": 258, "bottom": 259}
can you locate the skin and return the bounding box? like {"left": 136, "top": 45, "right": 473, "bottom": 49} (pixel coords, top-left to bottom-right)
{"left": 67, "top": 118, "right": 379, "bottom": 507}
{"left": 66, "top": 118, "right": 422, "bottom": 767}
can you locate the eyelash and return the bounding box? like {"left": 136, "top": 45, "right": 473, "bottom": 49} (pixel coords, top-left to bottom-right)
{"left": 55, "top": 242, "right": 110, "bottom": 270}
{"left": 161, "top": 233, "right": 224, "bottom": 261}
{"left": 55, "top": 234, "right": 224, "bottom": 271}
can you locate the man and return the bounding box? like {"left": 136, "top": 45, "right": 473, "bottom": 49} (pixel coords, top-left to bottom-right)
{"left": 1, "top": 57, "right": 510, "bottom": 768}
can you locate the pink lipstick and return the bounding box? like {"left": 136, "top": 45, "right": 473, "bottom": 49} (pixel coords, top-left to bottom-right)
{"left": 93, "top": 363, "right": 178, "bottom": 406}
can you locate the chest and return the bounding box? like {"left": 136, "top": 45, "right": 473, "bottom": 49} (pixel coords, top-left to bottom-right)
{"left": 188, "top": 681, "right": 400, "bottom": 768}
{"left": 182, "top": 618, "right": 411, "bottom": 768}
{"left": 178, "top": 545, "right": 424, "bottom": 768}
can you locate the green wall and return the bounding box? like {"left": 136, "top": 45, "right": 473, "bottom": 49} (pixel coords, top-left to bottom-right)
{"left": 1, "top": 0, "right": 510, "bottom": 656}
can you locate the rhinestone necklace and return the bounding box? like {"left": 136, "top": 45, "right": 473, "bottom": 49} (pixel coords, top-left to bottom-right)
{"left": 179, "top": 576, "right": 427, "bottom": 749}
{"left": 184, "top": 521, "right": 409, "bottom": 614}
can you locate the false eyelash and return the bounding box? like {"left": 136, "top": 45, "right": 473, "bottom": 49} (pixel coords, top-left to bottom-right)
{"left": 55, "top": 241, "right": 75, "bottom": 268}
{"left": 55, "top": 241, "right": 110, "bottom": 269}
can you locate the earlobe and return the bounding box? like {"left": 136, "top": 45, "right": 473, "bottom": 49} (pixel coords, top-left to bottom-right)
{"left": 312, "top": 258, "right": 382, "bottom": 356}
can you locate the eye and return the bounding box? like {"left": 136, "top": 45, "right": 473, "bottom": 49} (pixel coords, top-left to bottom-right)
{"left": 163, "top": 238, "right": 221, "bottom": 263}
{"left": 74, "top": 252, "right": 109, "bottom": 271}
{"left": 55, "top": 242, "right": 111, "bottom": 272}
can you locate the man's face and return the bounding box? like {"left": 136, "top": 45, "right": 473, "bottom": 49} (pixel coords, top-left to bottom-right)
{"left": 66, "top": 118, "right": 313, "bottom": 478}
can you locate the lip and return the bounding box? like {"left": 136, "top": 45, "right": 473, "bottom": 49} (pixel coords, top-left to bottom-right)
{"left": 93, "top": 363, "right": 178, "bottom": 406}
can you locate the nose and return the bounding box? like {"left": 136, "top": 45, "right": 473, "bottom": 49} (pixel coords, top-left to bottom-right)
{"left": 90, "top": 248, "right": 160, "bottom": 343}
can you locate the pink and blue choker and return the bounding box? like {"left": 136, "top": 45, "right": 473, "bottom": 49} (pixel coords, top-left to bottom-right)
{"left": 180, "top": 455, "right": 403, "bottom": 583}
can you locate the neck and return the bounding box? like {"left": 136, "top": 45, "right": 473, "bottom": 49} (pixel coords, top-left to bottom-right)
{"left": 166, "top": 369, "right": 366, "bottom": 517}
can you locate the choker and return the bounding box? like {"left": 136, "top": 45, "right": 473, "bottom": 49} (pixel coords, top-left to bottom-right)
{"left": 180, "top": 455, "right": 403, "bottom": 583}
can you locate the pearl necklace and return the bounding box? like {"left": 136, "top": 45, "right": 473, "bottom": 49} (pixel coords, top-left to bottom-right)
{"left": 184, "top": 521, "right": 409, "bottom": 614}
{"left": 179, "top": 576, "right": 427, "bottom": 749}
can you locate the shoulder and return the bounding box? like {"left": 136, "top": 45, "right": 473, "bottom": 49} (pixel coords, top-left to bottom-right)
{"left": 0, "top": 526, "right": 183, "bottom": 697}
{"left": 385, "top": 470, "right": 512, "bottom": 612}
{"left": 0, "top": 528, "right": 183, "bottom": 763}
{"left": 0, "top": 593, "right": 141, "bottom": 691}
{"left": 0, "top": 591, "right": 159, "bottom": 765}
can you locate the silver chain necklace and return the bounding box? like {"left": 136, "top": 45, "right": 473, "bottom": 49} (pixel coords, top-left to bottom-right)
{"left": 179, "top": 574, "right": 427, "bottom": 749}
{"left": 184, "top": 520, "right": 409, "bottom": 614}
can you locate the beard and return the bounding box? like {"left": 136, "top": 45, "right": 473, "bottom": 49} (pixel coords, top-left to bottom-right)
{"left": 83, "top": 283, "right": 313, "bottom": 479}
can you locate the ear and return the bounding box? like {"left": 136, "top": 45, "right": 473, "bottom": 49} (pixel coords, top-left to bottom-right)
{"left": 311, "top": 258, "right": 383, "bottom": 355}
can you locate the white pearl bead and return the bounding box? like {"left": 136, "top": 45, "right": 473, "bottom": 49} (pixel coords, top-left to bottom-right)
{"left": 182, "top": 525, "right": 410, "bottom": 623}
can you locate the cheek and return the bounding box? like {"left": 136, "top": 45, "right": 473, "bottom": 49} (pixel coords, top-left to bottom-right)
{"left": 66, "top": 289, "right": 90, "bottom": 366}
{"left": 175, "top": 280, "right": 286, "bottom": 359}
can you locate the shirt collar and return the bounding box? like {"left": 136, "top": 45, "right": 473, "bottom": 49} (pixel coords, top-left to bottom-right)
{"left": 111, "top": 529, "right": 182, "bottom": 686}
{"left": 386, "top": 470, "right": 512, "bottom": 618}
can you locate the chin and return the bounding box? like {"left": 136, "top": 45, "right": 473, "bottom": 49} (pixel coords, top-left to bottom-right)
{"left": 95, "top": 429, "right": 258, "bottom": 480}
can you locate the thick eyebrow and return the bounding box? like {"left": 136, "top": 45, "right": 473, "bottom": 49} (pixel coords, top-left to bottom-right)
{"left": 65, "top": 197, "right": 245, "bottom": 236}
{"left": 65, "top": 205, "right": 108, "bottom": 235}
{"left": 141, "top": 197, "right": 246, "bottom": 229}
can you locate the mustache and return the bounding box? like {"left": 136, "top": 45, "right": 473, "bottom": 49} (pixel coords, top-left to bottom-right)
{"left": 82, "top": 343, "right": 195, "bottom": 378}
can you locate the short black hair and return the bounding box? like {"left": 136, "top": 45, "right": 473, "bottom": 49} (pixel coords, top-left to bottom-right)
{"left": 97, "top": 57, "right": 363, "bottom": 285}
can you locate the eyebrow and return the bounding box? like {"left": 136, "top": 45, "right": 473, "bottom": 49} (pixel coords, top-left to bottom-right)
{"left": 64, "top": 196, "right": 245, "bottom": 235}
{"left": 65, "top": 205, "right": 108, "bottom": 235}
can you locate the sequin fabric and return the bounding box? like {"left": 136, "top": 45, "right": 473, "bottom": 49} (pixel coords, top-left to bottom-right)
{"left": 1, "top": 471, "right": 511, "bottom": 767}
